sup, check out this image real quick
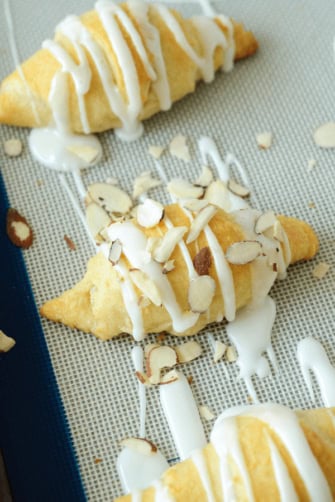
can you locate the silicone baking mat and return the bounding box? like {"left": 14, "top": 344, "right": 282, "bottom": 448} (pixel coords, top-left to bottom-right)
{"left": 0, "top": 0, "right": 334, "bottom": 500}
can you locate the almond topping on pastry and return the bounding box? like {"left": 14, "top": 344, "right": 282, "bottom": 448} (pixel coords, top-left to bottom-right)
{"left": 226, "top": 240, "right": 262, "bottom": 265}
{"left": 153, "top": 226, "right": 188, "bottom": 263}
{"left": 146, "top": 345, "right": 178, "bottom": 384}
{"left": 175, "top": 341, "right": 202, "bottom": 363}
{"left": 186, "top": 205, "right": 217, "bottom": 244}
{"left": 162, "top": 259, "right": 175, "bottom": 274}
{"left": 193, "top": 247, "right": 212, "bottom": 276}
{"left": 120, "top": 437, "right": 157, "bottom": 455}
{"left": 227, "top": 179, "right": 250, "bottom": 198}
{"left": 180, "top": 198, "right": 209, "bottom": 212}
{"left": 88, "top": 183, "right": 132, "bottom": 214}
{"left": 188, "top": 275, "right": 216, "bottom": 313}
{"left": 254, "top": 211, "right": 277, "bottom": 234}
{"left": 108, "top": 239, "right": 122, "bottom": 265}
{"left": 129, "top": 269, "right": 162, "bottom": 306}
{"left": 6, "top": 208, "right": 33, "bottom": 249}
{"left": 136, "top": 199, "right": 164, "bottom": 228}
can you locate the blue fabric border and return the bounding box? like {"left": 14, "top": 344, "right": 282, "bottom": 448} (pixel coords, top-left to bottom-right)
{"left": 0, "top": 172, "right": 86, "bottom": 501}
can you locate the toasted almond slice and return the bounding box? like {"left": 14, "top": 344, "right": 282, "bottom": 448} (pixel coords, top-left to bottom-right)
{"left": 167, "top": 178, "right": 204, "bottom": 200}
{"left": 180, "top": 198, "right": 209, "bottom": 212}
{"left": 86, "top": 202, "right": 110, "bottom": 242}
{"left": 108, "top": 239, "right": 122, "bottom": 265}
{"left": 199, "top": 405, "right": 215, "bottom": 421}
{"left": 133, "top": 172, "right": 162, "bottom": 199}
{"left": 213, "top": 340, "right": 227, "bottom": 363}
{"left": 88, "top": 183, "right": 132, "bottom": 214}
{"left": 194, "top": 166, "right": 213, "bottom": 187}
{"left": 193, "top": 247, "right": 211, "bottom": 276}
{"left": 226, "top": 345, "right": 237, "bottom": 362}
{"left": 4, "top": 138, "right": 23, "bottom": 157}
{"left": 204, "top": 180, "right": 230, "bottom": 211}
{"left": 0, "top": 330, "right": 16, "bottom": 352}
{"left": 254, "top": 211, "right": 277, "bottom": 234}
{"left": 160, "top": 369, "right": 179, "bottom": 385}
{"left": 144, "top": 343, "right": 160, "bottom": 358}
{"left": 162, "top": 259, "right": 175, "bottom": 274}
{"left": 153, "top": 226, "right": 187, "bottom": 263}
{"left": 186, "top": 205, "right": 217, "bottom": 244}
{"left": 135, "top": 371, "right": 150, "bottom": 385}
{"left": 175, "top": 341, "right": 202, "bottom": 363}
{"left": 148, "top": 145, "right": 165, "bottom": 159}
{"left": 137, "top": 199, "right": 164, "bottom": 228}
{"left": 6, "top": 208, "right": 33, "bottom": 249}
{"left": 228, "top": 179, "right": 250, "bottom": 198}
{"left": 120, "top": 437, "right": 157, "bottom": 455}
{"left": 273, "top": 220, "right": 285, "bottom": 242}
{"left": 67, "top": 145, "right": 100, "bottom": 164}
{"left": 169, "top": 134, "right": 190, "bottom": 162}
{"left": 129, "top": 269, "right": 162, "bottom": 306}
{"left": 313, "top": 122, "right": 335, "bottom": 148}
{"left": 312, "top": 262, "right": 331, "bottom": 279}
{"left": 146, "top": 346, "right": 178, "bottom": 384}
{"left": 226, "top": 241, "right": 262, "bottom": 265}
{"left": 188, "top": 275, "right": 216, "bottom": 313}
{"left": 256, "top": 132, "right": 273, "bottom": 149}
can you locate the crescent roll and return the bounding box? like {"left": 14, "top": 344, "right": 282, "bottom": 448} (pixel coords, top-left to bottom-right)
{"left": 0, "top": 1, "right": 258, "bottom": 135}
{"left": 115, "top": 404, "right": 335, "bottom": 501}
{"left": 40, "top": 204, "right": 318, "bottom": 340}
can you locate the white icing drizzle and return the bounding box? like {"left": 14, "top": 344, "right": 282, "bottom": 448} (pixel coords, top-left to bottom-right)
{"left": 191, "top": 449, "right": 215, "bottom": 502}
{"left": 131, "top": 346, "right": 147, "bottom": 437}
{"left": 212, "top": 403, "right": 332, "bottom": 502}
{"left": 107, "top": 221, "right": 199, "bottom": 333}
{"left": 267, "top": 435, "right": 298, "bottom": 502}
{"left": 297, "top": 337, "right": 335, "bottom": 407}
{"left": 226, "top": 295, "right": 277, "bottom": 403}
{"left": 164, "top": 217, "right": 197, "bottom": 280}
{"left": 131, "top": 490, "right": 142, "bottom": 502}
{"left": 152, "top": 480, "right": 175, "bottom": 502}
{"left": 159, "top": 371, "right": 207, "bottom": 460}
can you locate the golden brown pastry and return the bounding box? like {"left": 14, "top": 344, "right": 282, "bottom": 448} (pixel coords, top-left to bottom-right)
{"left": 114, "top": 404, "right": 335, "bottom": 501}
{"left": 0, "top": 1, "right": 258, "bottom": 135}
{"left": 40, "top": 203, "right": 318, "bottom": 341}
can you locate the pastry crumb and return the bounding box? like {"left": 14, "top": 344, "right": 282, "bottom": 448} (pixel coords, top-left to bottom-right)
{"left": 64, "top": 235, "right": 76, "bottom": 251}
{"left": 312, "top": 262, "right": 330, "bottom": 279}
{"left": 0, "top": 330, "right": 16, "bottom": 353}
{"left": 199, "top": 405, "right": 215, "bottom": 421}
{"left": 313, "top": 122, "right": 335, "bottom": 148}
{"left": 93, "top": 458, "right": 103, "bottom": 465}
{"left": 256, "top": 132, "right": 272, "bottom": 149}
{"left": 169, "top": 134, "right": 191, "bottom": 162}
{"left": 4, "top": 138, "right": 23, "bottom": 157}
{"left": 148, "top": 145, "right": 165, "bottom": 159}
{"left": 308, "top": 201, "right": 316, "bottom": 209}
{"left": 187, "top": 375, "right": 194, "bottom": 385}
{"left": 105, "top": 176, "right": 118, "bottom": 185}
{"left": 307, "top": 158, "right": 316, "bottom": 172}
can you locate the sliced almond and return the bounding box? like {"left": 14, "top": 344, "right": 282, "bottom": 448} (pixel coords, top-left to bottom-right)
{"left": 228, "top": 179, "right": 250, "bottom": 198}
{"left": 167, "top": 178, "right": 204, "bottom": 200}
{"left": 213, "top": 340, "right": 227, "bottom": 363}
{"left": 194, "top": 166, "right": 213, "bottom": 187}
{"left": 146, "top": 345, "right": 178, "bottom": 384}
{"left": 133, "top": 172, "right": 162, "bottom": 199}
{"left": 86, "top": 202, "right": 110, "bottom": 242}
{"left": 313, "top": 122, "right": 335, "bottom": 148}
{"left": 256, "top": 132, "right": 273, "bottom": 149}
{"left": 204, "top": 180, "right": 230, "bottom": 211}
{"left": 0, "top": 330, "right": 16, "bottom": 353}
{"left": 129, "top": 269, "right": 162, "bottom": 306}
{"left": 160, "top": 369, "right": 179, "bottom": 385}
{"left": 88, "top": 183, "right": 132, "bottom": 214}
{"left": 175, "top": 341, "right": 202, "bottom": 363}
{"left": 64, "top": 235, "right": 76, "bottom": 251}
{"left": 120, "top": 437, "right": 157, "bottom": 456}
{"left": 162, "top": 259, "right": 175, "bottom": 274}
{"left": 144, "top": 343, "right": 160, "bottom": 358}
{"left": 199, "top": 405, "right": 215, "bottom": 421}
{"left": 108, "top": 239, "right": 122, "bottom": 265}
{"left": 148, "top": 145, "right": 165, "bottom": 159}
{"left": 146, "top": 236, "right": 161, "bottom": 255}
{"left": 254, "top": 211, "right": 277, "bottom": 234}
{"left": 193, "top": 247, "right": 211, "bottom": 276}
{"left": 67, "top": 144, "right": 100, "bottom": 164}
{"left": 226, "top": 345, "right": 237, "bottom": 362}
{"left": 138, "top": 295, "right": 151, "bottom": 308}
{"left": 6, "top": 208, "right": 33, "bottom": 249}
{"left": 4, "top": 138, "right": 22, "bottom": 157}
{"left": 169, "top": 134, "right": 190, "bottom": 162}
{"left": 186, "top": 205, "right": 216, "bottom": 244}
{"left": 226, "top": 241, "right": 262, "bottom": 265}
{"left": 273, "top": 220, "right": 285, "bottom": 242}
{"left": 188, "top": 275, "right": 216, "bottom": 313}
{"left": 136, "top": 199, "right": 164, "bottom": 228}
{"left": 153, "top": 226, "right": 187, "bottom": 263}
{"left": 180, "top": 198, "right": 209, "bottom": 212}
{"left": 135, "top": 371, "right": 150, "bottom": 385}
{"left": 312, "top": 262, "right": 331, "bottom": 279}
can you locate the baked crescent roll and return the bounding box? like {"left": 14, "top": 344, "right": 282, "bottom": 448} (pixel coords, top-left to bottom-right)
{"left": 114, "top": 404, "right": 335, "bottom": 501}
{"left": 0, "top": 1, "right": 258, "bottom": 135}
{"left": 40, "top": 204, "right": 318, "bottom": 340}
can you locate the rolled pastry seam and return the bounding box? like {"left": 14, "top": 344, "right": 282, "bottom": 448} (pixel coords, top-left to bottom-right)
{"left": 0, "top": 2, "right": 258, "bottom": 132}
{"left": 39, "top": 205, "right": 318, "bottom": 340}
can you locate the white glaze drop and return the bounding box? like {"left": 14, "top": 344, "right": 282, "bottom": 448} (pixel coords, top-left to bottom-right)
{"left": 226, "top": 295, "right": 277, "bottom": 402}
{"left": 297, "top": 337, "right": 335, "bottom": 407}
{"left": 159, "top": 371, "right": 207, "bottom": 460}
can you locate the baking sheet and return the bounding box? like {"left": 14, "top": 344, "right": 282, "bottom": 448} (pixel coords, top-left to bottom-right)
{"left": 1, "top": 0, "right": 335, "bottom": 499}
